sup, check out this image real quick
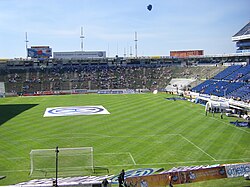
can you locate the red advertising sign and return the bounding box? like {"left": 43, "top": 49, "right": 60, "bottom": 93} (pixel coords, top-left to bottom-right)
{"left": 125, "top": 166, "right": 226, "bottom": 186}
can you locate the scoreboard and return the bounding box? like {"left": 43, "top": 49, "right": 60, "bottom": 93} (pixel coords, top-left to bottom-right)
{"left": 28, "top": 46, "right": 52, "bottom": 58}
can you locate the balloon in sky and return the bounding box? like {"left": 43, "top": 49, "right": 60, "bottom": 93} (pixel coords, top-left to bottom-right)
{"left": 147, "top": 4, "right": 152, "bottom": 11}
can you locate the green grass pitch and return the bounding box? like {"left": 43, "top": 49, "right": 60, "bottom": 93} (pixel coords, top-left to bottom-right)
{"left": 0, "top": 93, "right": 249, "bottom": 186}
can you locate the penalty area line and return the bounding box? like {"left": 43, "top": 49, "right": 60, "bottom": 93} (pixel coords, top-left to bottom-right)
{"left": 128, "top": 152, "right": 136, "bottom": 165}
{"left": 178, "top": 134, "right": 217, "bottom": 161}
{"left": 95, "top": 152, "right": 136, "bottom": 165}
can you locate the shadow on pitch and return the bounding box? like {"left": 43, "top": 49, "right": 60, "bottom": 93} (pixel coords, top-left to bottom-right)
{"left": 0, "top": 104, "right": 38, "bottom": 126}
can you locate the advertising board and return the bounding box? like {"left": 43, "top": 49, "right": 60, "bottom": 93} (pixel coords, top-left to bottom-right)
{"left": 125, "top": 166, "right": 226, "bottom": 186}
{"left": 224, "top": 163, "right": 250, "bottom": 178}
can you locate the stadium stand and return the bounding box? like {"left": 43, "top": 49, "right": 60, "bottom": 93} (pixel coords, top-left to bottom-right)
{"left": 213, "top": 65, "right": 242, "bottom": 80}
{"left": 233, "top": 22, "right": 250, "bottom": 37}
{"left": 232, "top": 21, "right": 250, "bottom": 53}
{"left": 227, "top": 83, "right": 250, "bottom": 101}
{"left": 224, "top": 64, "right": 250, "bottom": 81}
{"left": 0, "top": 55, "right": 249, "bottom": 99}
{"left": 165, "top": 78, "right": 196, "bottom": 93}
{"left": 191, "top": 64, "right": 250, "bottom": 102}
{"left": 0, "top": 61, "right": 225, "bottom": 95}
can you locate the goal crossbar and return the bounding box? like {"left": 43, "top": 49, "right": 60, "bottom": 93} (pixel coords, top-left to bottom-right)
{"left": 30, "top": 147, "right": 94, "bottom": 177}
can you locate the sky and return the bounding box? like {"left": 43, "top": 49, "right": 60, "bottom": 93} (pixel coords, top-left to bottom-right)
{"left": 0, "top": 0, "right": 249, "bottom": 58}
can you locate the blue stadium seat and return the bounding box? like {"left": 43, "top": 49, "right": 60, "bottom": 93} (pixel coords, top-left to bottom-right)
{"left": 224, "top": 64, "right": 250, "bottom": 81}
{"left": 193, "top": 65, "right": 250, "bottom": 101}
{"left": 213, "top": 65, "right": 241, "bottom": 80}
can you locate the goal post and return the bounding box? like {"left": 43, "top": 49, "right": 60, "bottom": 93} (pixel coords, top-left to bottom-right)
{"left": 30, "top": 147, "right": 94, "bottom": 177}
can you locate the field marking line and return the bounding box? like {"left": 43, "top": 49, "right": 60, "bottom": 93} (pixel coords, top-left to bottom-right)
{"left": 175, "top": 100, "right": 250, "bottom": 134}
{"left": 35, "top": 133, "right": 111, "bottom": 140}
{"left": 0, "top": 169, "right": 30, "bottom": 173}
{"left": 12, "top": 134, "right": 179, "bottom": 142}
{"left": 0, "top": 157, "right": 27, "bottom": 160}
{"left": 178, "top": 134, "right": 217, "bottom": 161}
{"left": 128, "top": 152, "right": 136, "bottom": 165}
{"left": 94, "top": 152, "right": 136, "bottom": 165}
{"left": 96, "top": 157, "right": 250, "bottom": 168}
{"left": 95, "top": 152, "right": 133, "bottom": 156}
{"left": 2, "top": 157, "right": 250, "bottom": 173}
{"left": 102, "top": 134, "right": 179, "bottom": 138}
{"left": 215, "top": 158, "right": 250, "bottom": 162}
{"left": 207, "top": 114, "right": 250, "bottom": 134}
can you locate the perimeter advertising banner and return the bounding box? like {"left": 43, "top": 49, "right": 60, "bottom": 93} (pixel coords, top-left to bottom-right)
{"left": 172, "top": 166, "right": 227, "bottom": 184}
{"left": 110, "top": 168, "right": 163, "bottom": 184}
{"left": 224, "top": 163, "right": 250, "bottom": 178}
{"left": 125, "top": 173, "right": 170, "bottom": 187}
{"left": 125, "top": 166, "right": 227, "bottom": 186}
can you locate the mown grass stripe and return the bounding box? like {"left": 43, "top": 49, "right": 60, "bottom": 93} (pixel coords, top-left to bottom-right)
{"left": 0, "top": 93, "right": 250, "bottom": 186}
{"left": 179, "top": 134, "right": 216, "bottom": 161}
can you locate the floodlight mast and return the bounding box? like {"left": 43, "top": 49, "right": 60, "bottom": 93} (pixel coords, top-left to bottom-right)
{"left": 25, "top": 32, "right": 29, "bottom": 58}
{"left": 134, "top": 31, "right": 138, "bottom": 58}
{"left": 80, "top": 27, "right": 85, "bottom": 51}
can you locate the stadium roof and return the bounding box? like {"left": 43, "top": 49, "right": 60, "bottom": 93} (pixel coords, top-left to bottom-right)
{"left": 232, "top": 21, "right": 250, "bottom": 41}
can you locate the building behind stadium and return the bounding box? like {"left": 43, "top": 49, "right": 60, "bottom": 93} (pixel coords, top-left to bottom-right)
{"left": 170, "top": 50, "right": 204, "bottom": 58}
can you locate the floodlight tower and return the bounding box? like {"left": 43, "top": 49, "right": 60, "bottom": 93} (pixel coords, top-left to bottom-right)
{"left": 80, "top": 27, "right": 85, "bottom": 51}
{"left": 134, "top": 32, "right": 138, "bottom": 58}
{"left": 124, "top": 48, "right": 126, "bottom": 57}
{"left": 130, "top": 46, "right": 133, "bottom": 57}
{"left": 25, "top": 32, "right": 29, "bottom": 58}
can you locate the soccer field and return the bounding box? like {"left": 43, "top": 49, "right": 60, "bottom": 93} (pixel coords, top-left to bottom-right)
{"left": 0, "top": 93, "right": 249, "bottom": 186}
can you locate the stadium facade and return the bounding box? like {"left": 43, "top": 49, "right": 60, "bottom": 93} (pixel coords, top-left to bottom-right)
{"left": 53, "top": 51, "right": 106, "bottom": 59}
{"left": 232, "top": 21, "right": 250, "bottom": 53}
{"left": 0, "top": 22, "right": 250, "bottom": 104}
{"left": 1, "top": 23, "right": 250, "bottom": 187}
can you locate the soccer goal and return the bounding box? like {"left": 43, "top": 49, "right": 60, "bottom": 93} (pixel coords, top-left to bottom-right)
{"left": 30, "top": 147, "right": 94, "bottom": 177}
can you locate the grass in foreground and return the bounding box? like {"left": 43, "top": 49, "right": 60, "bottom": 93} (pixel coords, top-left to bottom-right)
{"left": 0, "top": 93, "right": 249, "bottom": 186}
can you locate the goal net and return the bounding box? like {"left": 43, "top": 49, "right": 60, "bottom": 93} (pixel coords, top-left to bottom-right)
{"left": 30, "top": 147, "right": 94, "bottom": 177}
